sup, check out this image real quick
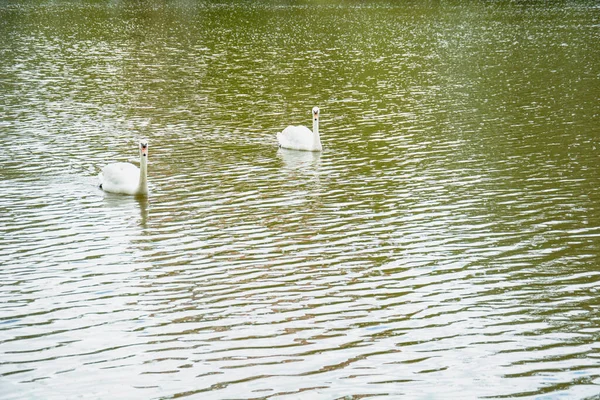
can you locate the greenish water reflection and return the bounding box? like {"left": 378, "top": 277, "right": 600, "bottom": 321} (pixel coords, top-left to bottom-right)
{"left": 1, "top": 1, "right": 599, "bottom": 399}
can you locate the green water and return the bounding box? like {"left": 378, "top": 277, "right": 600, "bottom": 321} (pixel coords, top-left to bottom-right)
{"left": 1, "top": 1, "right": 599, "bottom": 399}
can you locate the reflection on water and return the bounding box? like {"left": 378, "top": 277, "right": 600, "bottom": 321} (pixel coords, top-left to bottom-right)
{"left": 278, "top": 147, "right": 321, "bottom": 171}
{"left": 102, "top": 193, "right": 150, "bottom": 228}
{"left": 1, "top": 1, "right": 599, "bottom": 399}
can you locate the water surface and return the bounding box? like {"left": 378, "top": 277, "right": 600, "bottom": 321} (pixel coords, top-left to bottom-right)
{"left": 1, "top": 1, "right": 600, "bottom": 399}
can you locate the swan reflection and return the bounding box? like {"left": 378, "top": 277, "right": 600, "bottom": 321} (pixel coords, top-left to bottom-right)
{"left": 277, "top": 147, "right": 322, "bottom": 172}
{"left": 101, "top": 190, "right": 150, "bottom": 228}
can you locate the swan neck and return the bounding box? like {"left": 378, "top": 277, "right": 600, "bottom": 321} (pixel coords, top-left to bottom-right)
{"left": 138, "top": 153, "right": 148, "bottom": 195}
{"left": 312, "top": 117, "right": 321, "bottom": 149}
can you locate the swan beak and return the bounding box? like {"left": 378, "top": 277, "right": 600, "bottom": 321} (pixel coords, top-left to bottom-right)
{"left": 141, "top": 145, "right": 148, "bottom": 157}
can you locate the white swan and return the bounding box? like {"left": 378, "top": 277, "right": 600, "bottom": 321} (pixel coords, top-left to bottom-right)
{"left": 277, "top": 106, "right": 322, "bottom": 152}
{"left": 99, "top": 140, "right": 149, "bottom": 196}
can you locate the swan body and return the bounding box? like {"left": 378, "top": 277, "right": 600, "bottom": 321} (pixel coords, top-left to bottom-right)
{"left": 99, "top": 140, "right": 149, "bottom": 196}
{"left": 277, "top": 107, "right": 322, "bottom": 152}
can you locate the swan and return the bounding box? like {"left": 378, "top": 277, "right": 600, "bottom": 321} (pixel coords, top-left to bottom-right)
{"left": 99, "top": 140, "right": 149, "bottom": 196}
{"left": 277, "top": 106, "right": 322, "bottom": 152}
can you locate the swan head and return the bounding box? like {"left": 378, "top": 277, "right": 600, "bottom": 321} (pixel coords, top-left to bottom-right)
{"left": 312, "top": 106, "right": 320, "bottom": 121}
{"left": 139, "top": 140, "right": 149, "bottom": 158}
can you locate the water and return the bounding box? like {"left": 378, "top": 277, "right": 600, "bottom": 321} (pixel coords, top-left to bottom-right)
{"left": 1, "top": 1, "right": 600, "bottom": 398}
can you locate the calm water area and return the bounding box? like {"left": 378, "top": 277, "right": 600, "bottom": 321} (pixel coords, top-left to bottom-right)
{"left": 1, "top": 1, "right": 600, "bottom": 398}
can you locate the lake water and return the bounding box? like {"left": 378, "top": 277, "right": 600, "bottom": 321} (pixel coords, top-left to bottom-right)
{"left": 1, "top": 1, "right": 599, "bottom": 399}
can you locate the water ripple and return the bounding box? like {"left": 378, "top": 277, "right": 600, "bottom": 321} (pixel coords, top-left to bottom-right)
{"left": 1, "top": 1, "right": 600, "bottom": 399}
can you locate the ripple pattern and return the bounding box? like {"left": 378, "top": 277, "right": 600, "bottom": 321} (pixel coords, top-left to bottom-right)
{"left": 1, "top": 1, "right": 600, "bottom": 399}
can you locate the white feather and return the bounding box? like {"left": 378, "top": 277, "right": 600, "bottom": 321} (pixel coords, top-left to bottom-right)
{"left": 277, "top": 107, "right": 322, "bottom": 152}
{"left": 99, "top": 140, "right": 149, "bottom": 196}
